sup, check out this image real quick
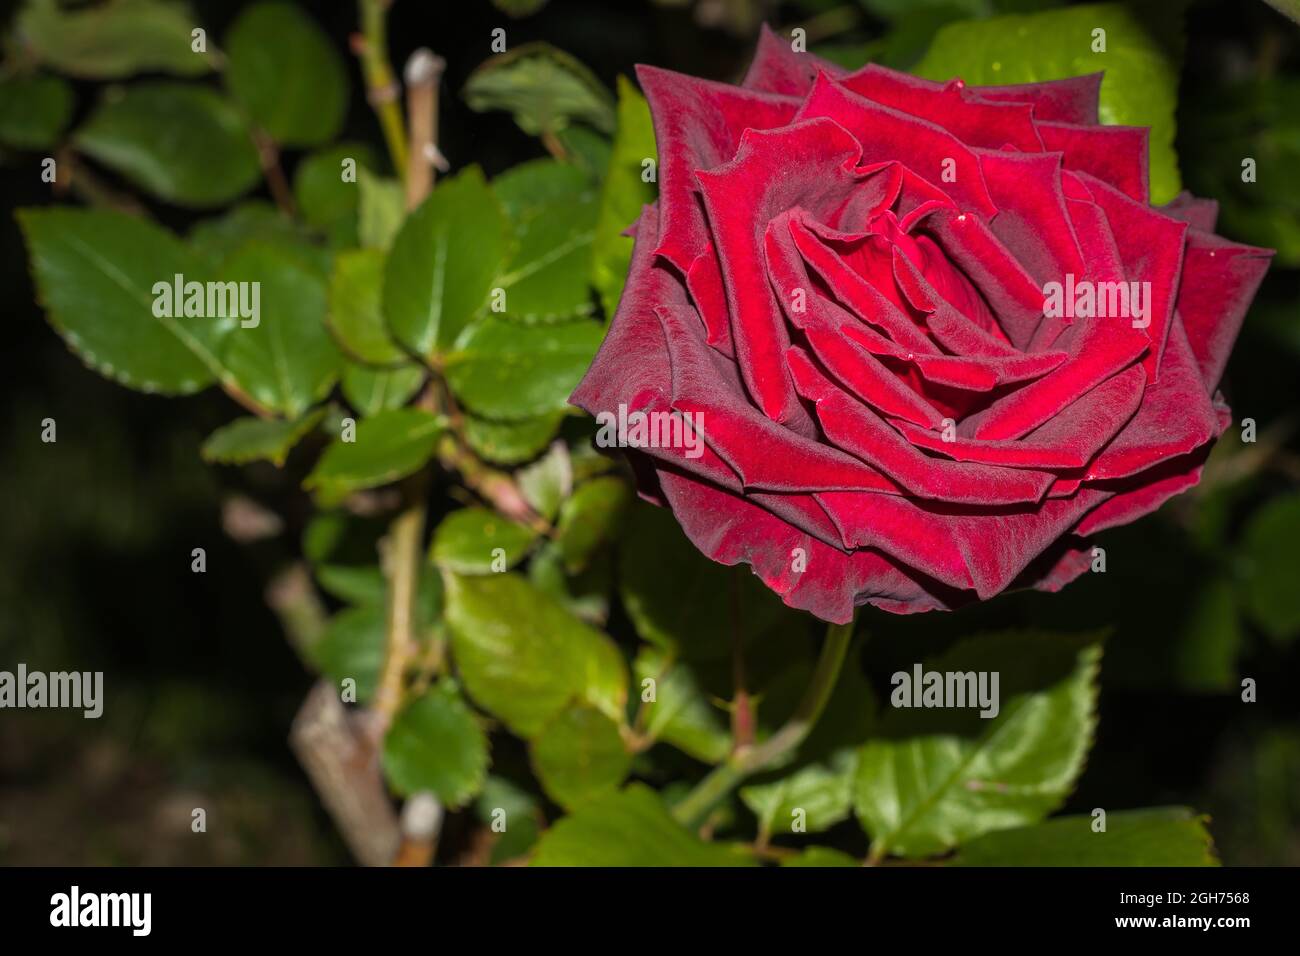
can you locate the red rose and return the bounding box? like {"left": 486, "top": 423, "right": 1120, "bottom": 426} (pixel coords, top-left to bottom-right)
{"left": 572, "top": 26, "right": 1272, "bottom": 624}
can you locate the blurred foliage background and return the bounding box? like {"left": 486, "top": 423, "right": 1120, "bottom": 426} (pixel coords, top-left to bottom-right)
{"left": 1, "top": 0, "right": 1298, "bottom": 865}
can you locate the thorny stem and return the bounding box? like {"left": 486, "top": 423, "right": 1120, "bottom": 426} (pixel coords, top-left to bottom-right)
{"left": 371, "top": 487, "right": 425, "bottom": 732}
{"left": 355, "top": 0, "right": 409, "bottom": 175}
{"left": 671, "top": 613, "right": 857, "bottom": 830}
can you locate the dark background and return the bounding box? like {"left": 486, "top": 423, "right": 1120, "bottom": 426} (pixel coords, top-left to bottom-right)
{"left": 1, "top": 0, "right": 1297, "bottom": 865}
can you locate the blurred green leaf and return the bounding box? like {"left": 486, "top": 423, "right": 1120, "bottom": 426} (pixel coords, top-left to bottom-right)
{"left": 430, "top": 506, "right": 537, "bottom": 573}
{"left": 0, "top": 72, "right": 73, "bottom": 149}
{"left": 555, "top": 123, "right": 612, "bottom": 179}
{"left": 310, "top": 604, "right": 385, "bottom": 701}
{"left": 384, "top": 167, "right": 507, "bottom": 359}
{"left": 952, "top": 807, "right": 1218, "bottom": 866}
{"left": 383, "top": 680, "right": 489, "bottom": 807}
{"left": 465, "top": 42, "right": 615, "bottom": 137}
{"left": 224, "top": 0, "right": 347, "bottom": 147}
{"left": 554, "top": 476, "right": 630, "bottom": 573}
{"left": 492, "top": 158, "right": 592, "bottom": 218}
{"left": 216, "top": 242, "right": 342, "bottom": 416}
{"left": 531, "top": 784, "right": 755, "bottom": 866}
{"left": 444, "top": 571, "right": 626, "bottom": 737}
{"left": 634, "top": 647, "right": 731, "bottom": 763}
{"left": 357, "top": 169, "right": 406, "bottom": 251}
{"left": 742, "top": 749, "right": 859, "bottom": 839}
{"left": 304, "top": 408, "right": 444, "bottom": 496}
{"left": 17, "top": 0, "right": 215, "bottom": 79}
{"left": 328, "top": 248, "right": 405, "bottom": 366}
{"left": 313, "top": 564, "right": 386, "bottom": 606}
{"left": 914, "top": 1, "right": 1184, "bottom": 203}
{"left": 443, "top": 317, "right": 603, "bottom": 421}
{"left": 18, "top": 207, "right": 229, "bottom": 393}
{"left": 1238, "top": 491, "right": 1300, "bottom": 643}
{"left": 516, "top": 441, "right": 572, "bottom": 522}
{"left": 294, "top": 143, "right": 378, "bottom": 244}
{"left": 782, "top": 846, "right": 860, "bottom": 867}
{"left": 74, "top": 82, "right": 261, "bottom": 207}
{"left": 340, "top": 363, "right": 425, "bottom": 417}
{"left": 475, "top": 776, "right": 543, "bottom": 863}
{"left": 591, "top": 77, "right": 656, "bottom": 318}
{"left": 188, "top": 201, "right": 320, "bottom": 269}
{"left": 532, "top": 704, "right": 633, "bottom": 809}
{"left": 463, "top": 410, "right": 566, "bottom": 465}
{"left": 200, "top": 407, "right": 325, "bottom": 467}
{"left": 854, "top": 630, "right": 1103, "bottom": 859}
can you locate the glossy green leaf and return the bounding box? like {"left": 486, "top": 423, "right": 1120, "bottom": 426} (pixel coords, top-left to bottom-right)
{"left": 216, "top": 242, "right": 342, "bottom": 416}
{"left": 741, "top": 750, "right": 858, "bottom": 839}
{"left": 463, "top": 411, "right": 566, "bottom": 465}
{"left": 430, "top": 507, "right": 538, "bottom": 573}
{"left": 444, "top": 571, "right": 626, "bottom": 737}
{"left": 1238, "top": 491, "right": 1300, "bottom": 643}
{"left": 200, "top": 407, "right": 325, "bottom": 467}
{"left": 464, "top": 42, "right": 615, "bottom": 137}
{"left": 340, "top": 363, "right": 425, "bottom": 417}
{"left": 555, "top": 476, "right": 630, "bottom": 572}
{"left": 492, "top": 158, "right": 592, "bottom": 219}
{"left": 531, "top": 704, "right": 633, "bottom": 809}
{"left": 531, "top": 784, "right": 755, "bottom": 866}
{"left": 782, "top": 847, "right": 860, "bottom": 867}
{"left": 18, "top": 0, "right": 215, "bottom": 79}
{"left": 18, "top": 207, "right": 229, "bottom": 394}
{"left": 224, "top": 1, "right": 347, "bottom": 147}
{"left": 188, "top": 201, "right": 320, "bottom": 270}
{"left": 383, "top": 680, "right": 490, "bottom": 807}
{"left": 634, "top": 647, "right": 731, "bottom": 763}
{"left": 383, "top": 167, "right": 507, "bottom": 358}
{"left": 304, "top": 408, "right": 444, "bottom": 496}
{"left": 952, "top": 807, "right": 1219, "bottom": 866}
{"left": 75, "top": 82, "right": 261, "bottom": 207}
{"left": 914, "top": 2, "right": 1183, "bottom": 202}
{"left": 0, "top": 72, "right": 73, "bottom": 149}
{"left": 328, "top": 249, "right": 406, "bottom": 366}
{"left": 495, "top": 193, "right": 598, "bottom": 323}
{"left": 854, "top": 630, "right": 1103, "bottom": 860}
{"left": 443, "top": 317, "right": 604, "bottom": 420}
{"left": 591, "top": 77, "right": 657, "bottom": 318}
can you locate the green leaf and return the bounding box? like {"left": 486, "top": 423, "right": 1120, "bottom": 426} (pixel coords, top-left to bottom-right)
{"left": 430, "top": 507, "right": 538, "bottom": 573}
{"left": 555, "top": 476, "right": 630, "bottom": 573}
{"left": 463, "top": 411, "right": 565, "bottom": 465}
{"left": 531, "top": 705, "right": 633, "bottom": 809}
{"left": 854, "top": 630, "right": 1103, "bottom": 860}
{"left": 492, "top": 158, "right": 592, "bottom": 219}
{"left": 341, "top": 363, "right": 425, "bottom": 417}
{"left": 782, "top": 847, "right": 860, "bottom": 867}
{"left": 304, "top": 408, "right": 444, "bottom": 496}
{"left": 591, "top": 77, "right": 657, "bottom": 317}
{"left": 516, "top": 442, "right": 571, "bottom": 522}
{"left": 1238, "top": 492, "right": 1300, "bottom": 644}
{"left": 741, "top": 750, "right": 858, "bottom": 839}
{"left": 17, "top": 0, "right": 215, "bottom": 79}
{"left": 0, "top": 72, "right": 73, "bottom": 149}
{"left": 474, "top": 776, "right": 543, "bottom": 863}
{"left": 952, "top": 807, "right": 1219, "bottom": 866}
{"left": 634, "top": 647, "right": 731, "bottom": 763}
{"left": 224, "top": 1, "right": 347, "bottom": 147}
{"left": 464, "top": 42, "right": 615, "bottom": 137}
{"left": 18, "top": 207, "right": 228, "bottom": 393}
{"left": 200, "top": 407, "right": 325, "bottom": 467}
{"left": 314, "top": 564, "right": 386, "bottom": 606}
{"left": 530, "top": 785, "right": 756, "bottom": 866}
{"left": 444, "top": 571, "right": 626, "bottom": 737}
{"left": 328, "top": 248, "right": 406, "bottom": 365}
{"left": 310, "top": 604, "right": 385, "bottom": 701}
{"left": 189, "top": 201, "right": 319, "bottom": 269}
{"left": 383, "top": 167, "right": 508, "bottom": 359}
{"left": 528, "top": 539, "right": 614, "bottom": 625}
{"left": 443, "top": 317, "right": 604, "bottom": 420}
{"left": 555, "top": 124, "right": 612, "bottom": 178}
{"left": 294, "top": 143, "right": 378, "bottom": 243}
{"left": 617, "top": 501, "right": 799, "bottom": 659}
{"left": 383, "top": 680, "right": 490, "bottom": 807}
{"left": 75, "top": 82, "right": 261, "bottom": 207}
{"left": 358, "top": 170, "right": 406, "bottom": 251}
{"left": 217, "top": 242, "right": 342, "bottom": 416}
{"left": 914, "top": 2, "right": 1183, "bottom": 203}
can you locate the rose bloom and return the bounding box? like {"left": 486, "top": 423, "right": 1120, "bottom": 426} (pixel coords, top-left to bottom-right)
{"left": 572, "top": 27, "right": 1272, "bottom": 624}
